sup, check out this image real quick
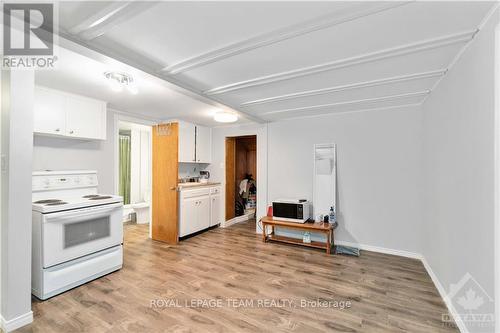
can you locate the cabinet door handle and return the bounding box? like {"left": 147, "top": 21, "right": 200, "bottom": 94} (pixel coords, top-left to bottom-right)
{"left": 55, "top": 128, "right": 60, "bottom": 132}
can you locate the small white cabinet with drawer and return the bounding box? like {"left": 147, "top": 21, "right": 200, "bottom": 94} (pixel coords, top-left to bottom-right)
{"left": 179, "top": 185, "right": 222, "bottom": 237}
{"left": 210, "top": 187, "right": 222, "bottom": 227}
{"left": 34, "top": 86, "right": 107, "bottom": 140}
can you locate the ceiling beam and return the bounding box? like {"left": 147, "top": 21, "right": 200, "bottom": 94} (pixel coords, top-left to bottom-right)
{"left": 56, "top": 33, "right": 266, "bottom": 124}
{"left": 162, "top": 1, "right": 411, "bottom": 75}
{"left": 260, "top": 91, "right": 430, "bottom": 116}
{"left": 240, "top": 69, "right": 446, "bottom": 107}
{"left": 66, "top": 2, "right": 158, "bottom": 41}
{"left": 262, "top": 103, "right": 423, "bottom": 121}
{"left": 204, "top": 30, "right": 476, "bottom": 96}
{"left": 420, "top": 2, "right": 500, "bottom": 106}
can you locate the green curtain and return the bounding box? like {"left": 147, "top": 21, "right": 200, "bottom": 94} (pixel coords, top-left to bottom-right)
{"left": 119, "top": 134, "right": 131, "bottom": 205}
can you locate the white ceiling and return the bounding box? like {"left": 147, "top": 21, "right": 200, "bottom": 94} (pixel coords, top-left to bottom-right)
{"left": 52, "top": 1, "right": 496, "bottom": 125}
{"left": 35, "top": 46, "right": 227, "bottom": 126}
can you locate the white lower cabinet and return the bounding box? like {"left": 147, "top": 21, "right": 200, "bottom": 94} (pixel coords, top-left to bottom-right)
{"left": 210, "top": 187, "right": 222, "bottom": 227}
{"left": 179, "top": 185, "right": 221, "bottom": 237}
{"left": 179, "top": 197, "right": 199, "bottom": 237}
{"left": 196, "top": 196, "right": 210, "bottom": 231}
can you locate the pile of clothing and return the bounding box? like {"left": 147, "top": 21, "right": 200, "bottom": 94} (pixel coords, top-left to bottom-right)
{"left": 236, "top": 174, "right": 256, "bottom": 216}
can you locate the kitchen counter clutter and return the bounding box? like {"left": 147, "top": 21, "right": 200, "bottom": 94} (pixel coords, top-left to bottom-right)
{"left": 178, "top": 182, "right": 221, "bottom": 189}
{"left": 178, "top": 184, "right": 222, "bottom": 237}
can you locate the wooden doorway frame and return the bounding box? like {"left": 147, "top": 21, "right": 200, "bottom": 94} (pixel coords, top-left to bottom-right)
{"left": 225, "top": 135, "right": 257, "bottom": 222}
{"left": 225, "top": 137, "right": 236, "bottom": 220}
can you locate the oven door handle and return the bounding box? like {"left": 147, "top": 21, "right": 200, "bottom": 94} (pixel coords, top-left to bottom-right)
{"left": 44, "top": 203, "right": 123, "bottom": 223}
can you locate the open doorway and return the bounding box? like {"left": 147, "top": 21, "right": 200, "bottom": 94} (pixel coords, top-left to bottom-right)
{"left": 117, "top": 121, "right": 152, "bottom": 229}
{"left": 225, "top": 135, "right": 257, "bottom": 225}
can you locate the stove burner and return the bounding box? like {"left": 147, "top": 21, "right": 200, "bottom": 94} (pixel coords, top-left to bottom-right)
{"left": 82, "top": 195, "right": 100, "bottom": 198}
{"left": 89, "top": 196, "right": 112, "bottom": 200}
{"left": 45, "top": 201, "right": 68, "bottom": 206}
{"left": 34, "top": 199, "right": 62, "bottom": 204}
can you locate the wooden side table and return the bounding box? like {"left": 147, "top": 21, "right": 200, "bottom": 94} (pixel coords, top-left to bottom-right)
{"left": 260, "top": 217, "right": 337, "bottom": 254}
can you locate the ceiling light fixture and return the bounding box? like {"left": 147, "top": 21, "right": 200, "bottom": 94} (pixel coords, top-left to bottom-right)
{"left": 104, "top": 72, "right": 138, "bottom": 94}
{"left": 214, "top": 110, "right": 238, "bottom": 123}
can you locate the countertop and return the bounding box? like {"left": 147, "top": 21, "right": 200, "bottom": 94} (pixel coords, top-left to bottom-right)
{"left": 177, "top": 182, "right": 221, "bottom": 189}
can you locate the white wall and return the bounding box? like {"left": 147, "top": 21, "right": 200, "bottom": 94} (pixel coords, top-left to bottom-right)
{"left": 209, "top": 108, "right": 423, "bottom": 255}
{"left": 208, "top": 123, "right": 268, "bottom": 225}
{"left": 267, "top": 107, "right": 424, "bottom": 254}
{"left": 125, "top": 125, "right": 151, "bottom": 204}
{"left": 422, "top": 8, "right": 498, "bottom": 332}
{"left": 1, "top": 69, "right": 35, "bottom": 331}
{"left": 0, "top": 70, "right": 2, "bottom": 326}
{"left": 33, "top": 109, "right": 116, "bottom": 194}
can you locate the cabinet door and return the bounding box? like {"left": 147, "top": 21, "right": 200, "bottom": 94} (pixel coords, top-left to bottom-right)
{"left": 34, "top": 87, "right": 66, "bottom": 135}
{"left": 178, "top": 122, "right": 196, "bottom": 163}
{"left": 179, "top": 197, "right": 198, "bottom": 237}
{"left": 195, "top": 125, "right": 211, "bottom": 163}
{"left": 210, "top": 194, "right": 221, "bottom": 227}
{"left": 65, "top": 95, "right": 106, "bottom": 140}
{"left": 197, "top": 196, "right": 211, "bottom": 230}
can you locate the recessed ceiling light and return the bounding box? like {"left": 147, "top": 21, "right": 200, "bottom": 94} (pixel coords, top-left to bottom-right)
{"left": 214, "top": 110, "right": 238, "bottom": 123}
{"left": 104, "top": 72, "right": 138, "bottom": 94}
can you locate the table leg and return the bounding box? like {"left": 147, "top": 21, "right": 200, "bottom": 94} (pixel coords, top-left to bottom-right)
{"left": 326, "top": 231, "right": 331, "bottom": 255}
{"left": 262, "top": 223, "right": 267, "bottom": 242}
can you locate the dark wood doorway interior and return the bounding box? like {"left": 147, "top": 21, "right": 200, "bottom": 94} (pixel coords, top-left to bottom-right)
{"left": 225, "top": 135, "right": 257, "bottom": 221}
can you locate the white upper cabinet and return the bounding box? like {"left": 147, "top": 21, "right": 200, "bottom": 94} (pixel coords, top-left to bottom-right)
{"left": 65, "top": 95, "right": 106, "bottom": 140}
{"left": 34, "top": 88, "right": 66, "bottom": 136}
{"left": 178, "top": 121, "right": 196, "bottom": 163}
{"left": 195, "top": 125, "right": 211, "bottom": 163}
{"left": 34, "top": 87, "right": 107, "bottom": 140}
{"left": 178, "top": 121, "right": 211, "bottom": 163}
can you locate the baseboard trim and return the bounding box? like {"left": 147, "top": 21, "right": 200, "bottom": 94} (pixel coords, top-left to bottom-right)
{"left": 420, "top": 257, "right": 468, "bottom": 333}
{"left": 335, "top": 240, "right": 423, "bottom": 260}
{"left": 334, "top": 240, "right": 466, "bottom": 332}
{"left": 1, "top": 311, "right": 33, "bottom": 332}
{"left": 222, "top": 213, "right": 253, "bottom": 228}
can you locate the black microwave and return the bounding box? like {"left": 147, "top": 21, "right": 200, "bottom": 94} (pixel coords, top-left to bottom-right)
{"left": 272, "top": 200, "right": 312, "bottom": 223}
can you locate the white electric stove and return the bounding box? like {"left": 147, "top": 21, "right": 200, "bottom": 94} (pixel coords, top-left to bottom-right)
{"left": 32, "top": 170, "right": 123, "bottom": 300}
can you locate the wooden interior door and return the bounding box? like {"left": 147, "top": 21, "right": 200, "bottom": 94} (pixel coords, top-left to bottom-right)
{"left": 225, "top": 137, "right": 236, "bottom": 220}
{"left": 152, "top": 122, "right": 179, "bottom": 243}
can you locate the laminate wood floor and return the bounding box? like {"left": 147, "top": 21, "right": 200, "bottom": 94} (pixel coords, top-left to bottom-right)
{"left": 17, "top": 220, "right": 458, "bottom": 333}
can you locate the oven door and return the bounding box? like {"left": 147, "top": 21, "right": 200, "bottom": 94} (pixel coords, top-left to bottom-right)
{"left": 42, "top": 203, "right": 123, "bottom": 268}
